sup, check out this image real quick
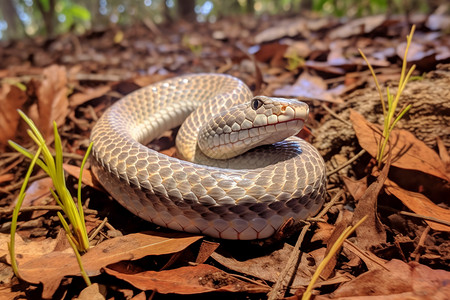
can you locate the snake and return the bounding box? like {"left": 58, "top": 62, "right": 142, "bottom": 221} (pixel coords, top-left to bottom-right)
{"left": 90, "top": 74, "right": 326, "bottom": 240}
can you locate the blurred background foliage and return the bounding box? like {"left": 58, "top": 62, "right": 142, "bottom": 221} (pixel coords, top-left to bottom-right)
{"left": 0, "top": 0, "right": 443, "bottom": 40}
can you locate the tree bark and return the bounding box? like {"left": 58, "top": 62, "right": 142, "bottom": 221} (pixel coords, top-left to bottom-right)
{"left": 176, "top": 0, "right": 196, "bottom": 22}
{"left": 36, "top": 0, "right": 56, "bottom": 36}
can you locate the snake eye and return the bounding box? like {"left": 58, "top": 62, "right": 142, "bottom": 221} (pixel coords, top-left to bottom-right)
{"left": 251, "top": 98, "right": 263, "bottom": 110}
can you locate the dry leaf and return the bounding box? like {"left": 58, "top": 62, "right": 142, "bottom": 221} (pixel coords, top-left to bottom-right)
{"left": 0, "top": 233, "right": 59, "bottom": 265}
{"left": 350, "top": 109, "right": 449, "bottom": 182}
{"left": 311, "top": 222, "right": 335, "bottom": 243}
{"left": 78, "top": 283, "right": 107, "bottom": 300}
{"left": 343, "top": 240, "right": 387, "bottom": 271}
{"left": 69, "top": 85, "right": 111, "bottom": 107}
{"left": 0, "top": 84, "right": 27, "bottom": 150}
{"left": 20, "top": 177, "right": 53, "bottom": 207}
{"left": 329, "top": 15, "right": 387, "bottom": 39}
{"left": 329, "top": 259, "right": 450, "bottom": 299}
{"left": 195, "top": 240, "right": 220, "bottom": 264}
{"left": 17, "top": 232, "right": 202, "bottom": 298}
{"left": 63, "top": 163, "right": 104, "bottom": 191}
{"left": 0, "top": 173, "right": 14, "bottom": 184}
{"left": 322, "top": 210, "right": 353, "bottom": 279}
{"left": 36, "top": 65, "right": 69, "bottom": 138}
{"left": 353, "top": 160, "right": 389, "bottom": 250}
{"left": 384, "top": 179, "right": 450, "bottom": 231}
{"left": 211, "top": 243, "right": 315, "bottom": 286}
{"left": 342, "top": 176, "right": 368, "bottom": 202}
{"left": 274, "top": 72, "right": 343, "bottom": 103}
{"left": 105, "top": 264, "right": 269, "bottom": 294}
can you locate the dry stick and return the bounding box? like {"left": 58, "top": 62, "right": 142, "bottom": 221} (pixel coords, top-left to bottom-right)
{"left": 413, "top": 226, "right": 431, "bottom": 262}
{"left": 230, "top": 273, "right": 270, "bottom": 288}
{"left": 267, "top": 190, "right": 344, "bottom": 299}
{"left": 327, "top": 149, "right": 367, "bottom": 177}
{"left": 378, "top": 205, "right": 450, "bottom": 227}
{"left": 0, "top": 205, "right": 98, "bottom": 216}
{"left": 89, "top": 217, "right": 108, "bottom": 241}
{"left": 4, "top": 173, "right": 48, "bottom": 192}
{"left": 343, "top": 240, "right": 388, "bottom": 271}
{"left": 268, "top": 223, "right": 311, "bottom": 300}
{"left": 320, "top": 103, "right": 352, "bottom": 127}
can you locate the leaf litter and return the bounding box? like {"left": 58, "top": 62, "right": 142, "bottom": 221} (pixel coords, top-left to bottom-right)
{"left": 0, "top": 11, "right": 449, "bottom": 299}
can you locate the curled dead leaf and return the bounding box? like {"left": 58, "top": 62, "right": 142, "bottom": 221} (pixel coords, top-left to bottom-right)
{"left": 0, "top": 84, "right": 27, "bottom": 150}
{"left": 105, "top": 264, "right": 269, "bottom": 294}
{"left": 17, "top": 232, "right": 202, "bottom": 298}
{"left": 35, "top": 65, "right": 69, "bottom": 139}
{"left": 350, "top": 109, "right": 449, "bottom": 182}
{"left": 384, "top": 179, "right": 450, "bottom": 232}
{"left": 328, "top": 259, "right": 450, "bottom": 299}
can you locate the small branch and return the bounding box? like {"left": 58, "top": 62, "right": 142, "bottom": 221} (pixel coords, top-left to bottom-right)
{"left": 378, "top": 205, "right": 450, "bottom": 227}
{"left": 412, "top": 226, "right": 431, "bottom": 262}
{"left": 89, "top": 217, "right": 108, "bottom": 241}
{"left": 268, "top": 223, "right": 311, "bottom": 300}
{"left": 0, "top": 205, "right": 98, "bottom": 216}
{"left": 320, "top": 103, "right": 352, "bottom": 127}
{"left": 3, "top": 173, "right": 48, "bottom": 192}
{"left": 327, "top": 149, "right": 366, "bottom": 177}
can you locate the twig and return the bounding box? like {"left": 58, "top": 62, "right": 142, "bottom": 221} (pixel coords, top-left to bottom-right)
{"left": 268, "top": 223, "right": 311, "bottom": 300}
{"left": 316, "top": 189, "right": 345, "bottom": 219}
{"left": 0, "top": 205, "right": 98, "bottom": 216}
{"left": 343, "top": 240, "right": 388, "bottom": 270}
{"left": 267, "top": 189, "right": 345, "bottom": 298}
{"left": 378, "top": 205, "right": 450, "bottom": 227}
{"left": 89, "top": 217, "right": 108, "bottom": 241}
{"left": 413, "top": 226, "right": 431, "bottom": 262}
{"left": 3, "top": 173, "right": 48, "bottom": 192}
{"left": 327, "top": 149, "right": 366, "bottom": 177}
{"left": 320, "top": 103, "right": 352, "bottom": 127}
{"left": 230, "top": 273, "right": 270, "bottom": 288}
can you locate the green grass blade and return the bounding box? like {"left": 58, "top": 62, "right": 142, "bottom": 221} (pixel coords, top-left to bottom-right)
{"left": 9, "top": 146, "right": 42, "bottom": 279}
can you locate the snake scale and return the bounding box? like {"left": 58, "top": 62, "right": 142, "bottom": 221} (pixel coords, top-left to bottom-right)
{"left": 91, "top": 74, "right": 326, "bottom": 240}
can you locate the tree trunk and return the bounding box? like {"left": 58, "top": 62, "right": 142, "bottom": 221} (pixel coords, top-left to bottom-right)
{"left": 36, "top": 0, "right": 56, "bottom": 36}
{"left": 1, "top": 0, "right": 25, "bottom": 39}
{"left": 176, "top": 0, "right": 196, "bottom": 22}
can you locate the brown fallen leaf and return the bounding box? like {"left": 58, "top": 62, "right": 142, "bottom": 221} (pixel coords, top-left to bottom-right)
{"left": 321, "top": 210, "right": 353, "bottom": 279}
{"left": 352, "top": 159, "right": 389, "bottom": 250}
{"left": 63, "top": 163, "right": 104, "bottom": 191}
{"left": 105, "top": 263, "right": 269, "bottom": 294}
{"left": 17, "top": 232, "right": 202, "bottom": 298}
{"left": 0, "top": 83, "right": 27, "bottom": 150}
{"left": 211, "top": 243, "right": 316, "bottom": 286}
{"left": 0, "top": 233, "right": 59, "bottom": 266}
{"left": 69, "top": 85, "right": 111, "bottom": 107}
{"left": 343, "top": 240, "right": 387, "bottom": 271}
{"left": 195, "top": 240, "right": 220, "bottom": 264}
{"left": 350, "top": 109, "right": 449, "bottom": 182}
{"left": 436, "top": 137, "right": 450, "bottom": 173}
{"left": 327, "top": 259, "right": 450, "bottom": 299}
{"left": 329, "top": 15, "right": 387, "bottom": 39}
{"left": 342, "top": 176, "right": 368, "bottom": 202}
{"left": 273, "top": 72, "right": 343, "bottom": 103}
{"left": 20, "top": 177, "right": 53, "bottom": 207}
{"left": 311, "top": 222, "right": 335, "bottom": 243}
{"left": 0, "top": 173, "right": 14, "bottom": 184}
{"left": 35, "top": 64, "right": 69, "bottom": 139}
{"left": 384, "top": 179, "right": 450, "bottom": 232}
{"left": 77, "top": 283, "right": 107, "bottom": 300}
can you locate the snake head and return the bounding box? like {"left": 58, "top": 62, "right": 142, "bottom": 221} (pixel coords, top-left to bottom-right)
{"left": 198, "top": 96, "right": 309, "bottom": 160}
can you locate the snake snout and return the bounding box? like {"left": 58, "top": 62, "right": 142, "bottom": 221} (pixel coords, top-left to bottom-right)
{"left": 197, "top": 96, "right": 309, "bottom": 160}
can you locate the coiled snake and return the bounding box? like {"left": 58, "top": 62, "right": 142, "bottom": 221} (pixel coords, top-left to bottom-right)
{"left": 91, "top": 74, "right": 326, "bottom": 240}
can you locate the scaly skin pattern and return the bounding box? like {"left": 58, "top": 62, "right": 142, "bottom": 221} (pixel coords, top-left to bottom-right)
{"left": 90, "top": 74, "right": 326, "bottom": 240}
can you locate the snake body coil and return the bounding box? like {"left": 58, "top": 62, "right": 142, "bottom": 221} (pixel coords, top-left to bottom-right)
{"left": 91, "top": 74, "right": 326, "bottom": 240}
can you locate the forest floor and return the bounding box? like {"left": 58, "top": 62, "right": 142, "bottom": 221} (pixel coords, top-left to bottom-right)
{"left": 0, "top": 13, "right": 449, "bottom": 299}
